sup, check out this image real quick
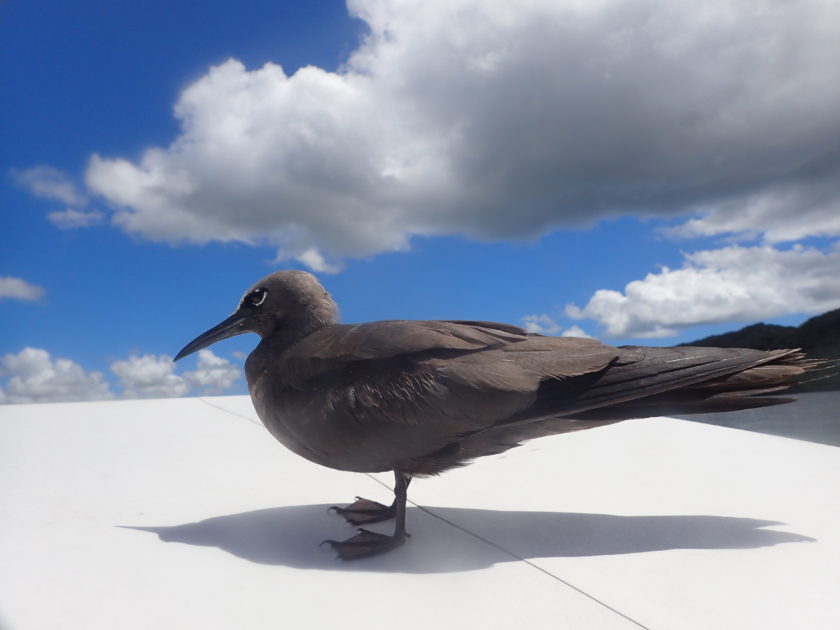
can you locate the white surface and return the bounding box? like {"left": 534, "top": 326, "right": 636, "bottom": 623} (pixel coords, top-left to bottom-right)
{"left": 2, "top": 396, "right": 838, "bottom": 630}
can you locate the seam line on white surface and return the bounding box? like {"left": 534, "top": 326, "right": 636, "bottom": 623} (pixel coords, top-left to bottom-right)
{"left": 197, "top": 397, "right": 263, "bottom": 427}
{"left": 365, "top": 473, "right": 650, "bottom": 630}
{"left": 199, "top": 398, "right": 648, "bottom": 627}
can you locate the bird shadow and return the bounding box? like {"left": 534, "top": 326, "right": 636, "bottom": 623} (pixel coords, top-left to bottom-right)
{"left": 120, "top": 504, "right": 815, "bottom": 574}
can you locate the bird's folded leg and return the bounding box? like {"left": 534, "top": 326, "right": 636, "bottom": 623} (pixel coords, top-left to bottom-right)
{"left": 329, "top": 497, "right": 396, "bottom": 525}
{"left": 323, "top": 471, "right": 412, "bottom": 560}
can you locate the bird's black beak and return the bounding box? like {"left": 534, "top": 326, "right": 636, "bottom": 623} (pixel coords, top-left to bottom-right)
{"left": 174, "top": 310, "right": 250, "bottom": 361}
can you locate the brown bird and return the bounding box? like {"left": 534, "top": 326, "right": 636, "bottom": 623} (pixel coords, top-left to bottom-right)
{"left": 175, "top": 270, "right": 827, "bottom": 560}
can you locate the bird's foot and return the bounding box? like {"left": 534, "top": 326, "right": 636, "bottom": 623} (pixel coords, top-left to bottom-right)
{"left": 322, "top": 528, "right": 406, "bottom": 560}
{"left": 328, "top": 497, "right": 396, "bottom": 525}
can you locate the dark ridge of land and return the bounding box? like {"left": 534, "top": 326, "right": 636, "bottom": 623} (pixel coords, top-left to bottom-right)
{"left": 683, "top": 309, "right": 840, "bottom": 391}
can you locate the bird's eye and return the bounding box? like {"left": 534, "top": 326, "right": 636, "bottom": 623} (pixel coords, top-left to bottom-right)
{"left": 246, "top": 288, "right": 268, "bottom": 307}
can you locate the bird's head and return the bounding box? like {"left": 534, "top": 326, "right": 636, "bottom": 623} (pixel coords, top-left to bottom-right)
{"left": 174, "top": 270, "right": 339, "bottom": 361}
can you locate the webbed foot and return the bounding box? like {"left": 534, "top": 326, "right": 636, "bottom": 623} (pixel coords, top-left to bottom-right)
{"left": 322, "top": 528, "right": 406, "bottom": 560}
{"left": 328, "top": 497, "right": 396, "bottom": 525}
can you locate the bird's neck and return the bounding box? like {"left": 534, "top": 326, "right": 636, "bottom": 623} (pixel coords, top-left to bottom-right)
{"left": 246, "top": 319, "right": 329, "bottom": 395}
{"left": 263, "top": 318, "right": 319, "bottom": 351}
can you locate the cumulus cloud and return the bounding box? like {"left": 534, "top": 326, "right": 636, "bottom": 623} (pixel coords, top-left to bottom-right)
{"left": 665, "top": 177, "right": 840, "bottom": 244}
{"left": 561, "top": 325, "right": 592, "bottom": 339}
{"left": 47, "top": 208, "right": 104, "bottom": 230}
{"left": 522, "top": 314, "right": 563, "bottom": 335}
{"left": 521, "top": 314, "right": 591, "bottom": 338}
{"left": 111, "top": 349, "right": 239, "bottom": 399}
{"left": 13, "top": 166, "right": 104, "bottom": 231}
{"left": 0, "top": 276, "right": 45, "bottom": 302}
{"left": 0, "top": 348, "right": 113, "bottom": 404}
{"left": 293, "top": 248, "right": 343, "bottom": 274}
{"left": 183, "top": 349, "right": 240, "bottom": 395}
{"left": 1, "top": 348, "right": 241, "bottom": 404}
{"left": 80, "top": 0, "right": 840, "bottom": 267}
{"left": 567, "top": 243, "right": 840, "bottom": 338}
{"left": 111, "top": 354, "right": 189, "bottom": 399}
{"left": 13, "top": 165, "right": 86, "bottom": 206}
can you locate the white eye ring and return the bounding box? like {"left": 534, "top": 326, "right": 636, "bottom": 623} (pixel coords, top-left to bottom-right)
{"left": 245, "top": 288, "right": 268, "bottom": 307}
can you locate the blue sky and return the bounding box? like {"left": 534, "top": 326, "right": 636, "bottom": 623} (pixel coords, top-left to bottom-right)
{"left": 2, "top": 0, "right": 839, "bottom": 403}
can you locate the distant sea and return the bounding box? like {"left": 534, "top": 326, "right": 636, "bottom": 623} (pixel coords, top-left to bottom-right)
{"left": 674, "top": 391, "right": 840, "bottom": 448}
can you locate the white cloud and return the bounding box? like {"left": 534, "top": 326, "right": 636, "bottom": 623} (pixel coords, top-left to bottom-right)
{"left": 48, "top": 208, "right": 104, "bottom": 230}
{"left": 521, "top": 314, "right": 592, "bottom": 338}
{"left": 561, "top": 325, "right": 591, "bottom": 339}
{"left": 13, "top": 165, "right": 86, "bottom": 206}
{"left": 183, "top": 349, "right": 240, "bottom": 395}
{"left": 14, "top": 166, "right": 104, "bottom": 232}
{"left": 0, "top": 348, "right": 113, "bottom": 404}
{"left": 293, "top": 248, "right": 342, "bottom": 274}
{"left": 665, "top": 177, "right": 840, "bottom": 244}
{"left": 81, "top": 0, "right": 840, "bottom": 267}
{"left": 0, "top": 277, "right": 45, "bottom": 302}
{"left": 111, "top": 354, "right": 189, "bottom": 399}
{"left": 522, "top": 314, "right": 563, "bottom": 335}
{"left": 567, "top": 243, "right": 840, "bottom": 338}
{"left": 111, "top": 349, "right": 239, "bottom": 399}
{"left": 1, "top": 348, "right": 242, "bottom": 405}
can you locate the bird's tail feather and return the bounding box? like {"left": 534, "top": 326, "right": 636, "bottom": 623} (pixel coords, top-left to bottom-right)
{"left": 564, "top": 350, "right": 834, "bottom": 420}
{"left": 510, "top": 347, "right": 832, "bottom": 423}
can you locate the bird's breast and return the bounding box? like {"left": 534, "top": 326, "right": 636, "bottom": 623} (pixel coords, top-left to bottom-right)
{"left": 247, "top": 379, "right": 398, "bottom": 473}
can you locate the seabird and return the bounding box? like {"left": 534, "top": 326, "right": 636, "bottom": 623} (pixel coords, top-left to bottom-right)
{"left": 175, "top": 270, "right": 827, "bottom": 560}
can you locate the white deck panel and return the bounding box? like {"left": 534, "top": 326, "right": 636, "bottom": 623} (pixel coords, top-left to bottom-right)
{"left": 2, "top": 395, "right": 838, "bottom": 629}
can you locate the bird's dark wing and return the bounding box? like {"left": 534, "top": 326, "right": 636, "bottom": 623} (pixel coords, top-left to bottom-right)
{"left": 453, "top": 345, "right": 820, "bottom": 465}
{"left": 263, "top": 321, "right": 619, "bottom": 473}
{"left": 509, "top": 345, "right": 807, "bottom": 420}
{"left": 261, "top": 321, "right": 822, "bottom": 474}
{"left": 297, "top": 320, "right": 530, "bottom": 361}
{"left": 285, "top": 320, "right": 619, "bottom": 393}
